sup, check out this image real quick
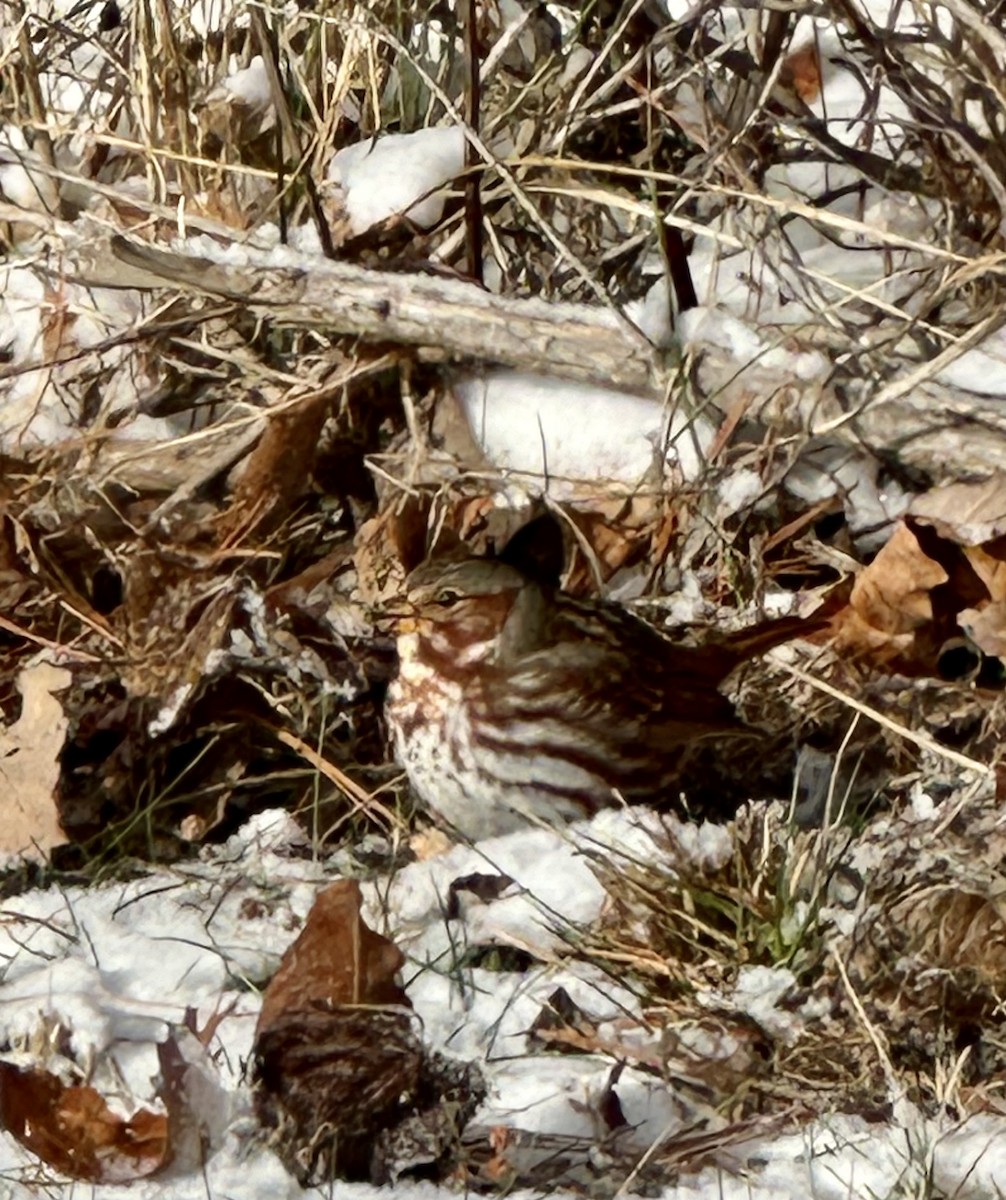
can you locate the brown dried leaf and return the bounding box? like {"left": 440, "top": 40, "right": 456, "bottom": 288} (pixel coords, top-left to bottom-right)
{"left": 156, "top": 1024, "right": 232, "bottom": 1174}
{"left": 0, "top": 1063, "right": 170, "bottom": 1182}
{"left": 0, "top": 661, "right": 71, "bottom": 862}
{"left": 958, "top": 601, "right": 1006, "bottom": 659}
{"left": 909, "top": 473, "right": 1006, "bottom": 545}
{"left": 433, "top": 387, "right": 492, "bottom": 468}
{"left": 852, "top": 524, "right": 946, "bottom": 633}
{"left": 0, "top": 513, "right": 32, "bottom": 611}
{"left": 962, "top": 542, "right": 1006, "bottom": 602}
{"left": 572, "top": 497, "right": 657, "bottom": 581}
{"left": 219, "top": 391, "right": 331, "bottom": 543}
{"left": 118, "top": 554, "right": 236, "bottom": 715}
{"left": 840, "top": 525, "right": 950, "bottom": 672}
{"left": 265, "top": 546, "right": 352, "bottom": 615}
{"left": 780, "top": 44, "right": 821, "bottom": 102}
{"left": 256, "top": 879, "right": 409, "bottom": 1036}
{"left": 253, "top": 881, "right": 421, "bottom": 1183}
{"left": 838, "top": 523, "right": 947, "bottom": 666}
{"left": 354, "top": 499, "right": 428, "bottom": 606}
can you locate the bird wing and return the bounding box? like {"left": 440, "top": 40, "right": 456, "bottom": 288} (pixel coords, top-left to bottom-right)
{"left": 485, "top": 637, "right": 739, "bottom": 798}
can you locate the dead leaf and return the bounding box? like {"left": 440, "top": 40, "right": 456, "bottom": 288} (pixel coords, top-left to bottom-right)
{"left": 157, "top": 1025, "right": 231, "bottom": 1174}
{"left": 910, "top": 473, "right": 1006, "bottom": 545}
{"left": 958, "top": 602, "right": 1006, "bottom": 659}
{"left": 839, "top": 524, "right": 947, "bottom": 666}
{"left": 0, "top": 1063, "right": 169, "bottom": 1182}
{"left": 256, "top": 880, "right": 409, "bottom": 1034}
{"left": 118, "top": 553, "right": 236, "bottom": 720}
{"left": 963, "top": 542, "right": 1006, "bottom": 602}
{"left": 265, "top": 546, "right": 352, "bottom": 614}
{"left": 0, "top": 660, "right": 71, "bottom": 862}
{"left": 253, "top": 881, "right": 422, "bottom": 1183}
{"left": 852, "top": 524, "right": 946, "bottom": 633}
{"left": 219, "top": 390, "right": 332, "bottom": 543}
{"left": 354, "top": 498, "right": 428, "bottom": 606}
{"left": 409, "top": 826, "right": 455, "bottom": 860}
{"left": 781, "top": 44, "right": 822, "bottom": 103}
{"left": 895, "top": 476, "right": 1006, "bottom": 666}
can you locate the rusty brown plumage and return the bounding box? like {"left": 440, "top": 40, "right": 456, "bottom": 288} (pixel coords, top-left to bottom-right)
{"left": 387, "top": 557, "right": 832, "bottom": 839}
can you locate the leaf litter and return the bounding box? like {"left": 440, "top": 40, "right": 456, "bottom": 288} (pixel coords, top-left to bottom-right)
{"left": 3, "top": 0, "right": 1006, "bottom": 1196}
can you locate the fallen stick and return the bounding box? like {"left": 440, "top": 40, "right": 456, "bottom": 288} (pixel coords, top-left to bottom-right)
{"left": 105, "top": 234, "right": 664, "bottom": 394}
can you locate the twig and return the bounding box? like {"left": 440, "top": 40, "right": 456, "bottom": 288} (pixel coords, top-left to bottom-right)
{"left": 832, "top": 948, "right": 902, "bottom": 1101}
{"left": 0, "top": 614, "right": 103, "bottom": 663}
{"left": 777, "top": 661, "right": 994, "bottom": 778}
{"left": 273, "top": 727, "right": 399, "bottom": 830}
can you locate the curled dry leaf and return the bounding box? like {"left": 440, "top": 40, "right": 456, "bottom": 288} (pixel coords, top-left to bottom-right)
{"left": 909, "top": 473, "right": 1006, "bottom": 546}
{"left": 156, "top": 1024, "right": 233, "bottom": 1174}
{"left": 118, "top": 553, "right": 237, "bottom": 720}
{"left": 0, "top": 1062, "right": 169, "bottom": 1182}
{"left": 780, "top": 43, "right": 822, "bottom": 103}
{"left": 255, "top": 879, "right": 409, "bottom": 1033}
{"left": 905, "top": 475, "right": 1006, "bottom": 664}
{"left": 958, "top": 601, "right": 1006, "bottom": 659}
{"left": 0, "top": 660, "right": 71, "bottom": 862}
{"left": 219, "top": 390, "right": 331, "bottom": 542}
{"left": 839, "top": 476, "right": 1006, "bottom": 670}
{"left": 353, "top": 498, "right": 428, "bottom": 606}
{"left": 838, "top": 523, "right": 947, "bottom": 667}
{"left": 254, "top": 880, "right": 422, "bottom": 1183}
{"left": 960, "top": 544, "right": 1006, "bottom": 606}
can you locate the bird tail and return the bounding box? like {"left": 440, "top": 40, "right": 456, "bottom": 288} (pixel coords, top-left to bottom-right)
{"left": 702, "top": 584, "right": 846, "bottom": 681}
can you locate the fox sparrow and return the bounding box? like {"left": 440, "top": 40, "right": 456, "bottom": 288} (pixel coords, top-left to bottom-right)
{"left": 387, "top": 556, "right": 829, "bottom": 839}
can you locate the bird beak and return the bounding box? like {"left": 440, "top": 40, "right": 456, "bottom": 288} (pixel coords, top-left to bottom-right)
{"left": 373, "top": 600, "right": 419, "bottom": 636}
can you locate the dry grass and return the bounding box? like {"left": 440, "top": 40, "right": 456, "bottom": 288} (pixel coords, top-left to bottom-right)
{"left": 2, "top": 0, "right": 1006, "bottom": 1188}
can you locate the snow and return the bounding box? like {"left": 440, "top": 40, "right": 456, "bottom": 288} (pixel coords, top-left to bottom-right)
{"left": 799, "top": 26, "right": 912, "bottom": 154}
{"left": 677, "top": 307, "right": 830, "bottom": 382}
{"left": 0, "top": 127, "right": 58, "bottom": 218}
{"left": 454, "top": 368, "right": 715, "bottom": 494}
{"left": 729, "top": 966, "right": 802, "bottom": 1043}
{"left": 4, "top": 0, "right": 1006, "bottom": 1192}
{"left": 328, "top": 127, "right": 467, "bottom": 234}
{"left": 213, "top": 55, "right": 272, "bottom": 110}
{"left": 935, "top": 327, "right": 1006, "bottom": 396}
{"left": 910, "top": 782, "right": 937, "bottom": 821}
{"left": 2, "top": 807, "right": 1004, "bottom": 1199}
{"left": 376, "top": 824, "right": 609, "bottom": 955}
{"left": 0, "top": 262, "right": 153, "bottom": 449}
{"left": 718, "top": 467, "right": 765, "bottom": 515}
{"left": 783, "top": 440, "right": 910, "bottom": 546}
{"left": 624, "top": 274, "right": 674, "bottom": 347}
{"left": 203, "top": 53, "right": 277, "bottom": 133}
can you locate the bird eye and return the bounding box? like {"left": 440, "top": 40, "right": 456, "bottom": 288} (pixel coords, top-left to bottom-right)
{"left": 433, "top": 587, "right": 462, "bottom": 606}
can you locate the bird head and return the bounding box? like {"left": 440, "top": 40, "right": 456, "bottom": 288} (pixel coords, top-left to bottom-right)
{"left": 395, "top": 557, "right": 531, "bottom": 664}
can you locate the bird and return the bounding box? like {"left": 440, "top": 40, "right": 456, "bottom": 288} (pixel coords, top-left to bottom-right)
{"left": 386, "top": 554, "right": 833, "bottom": 840}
